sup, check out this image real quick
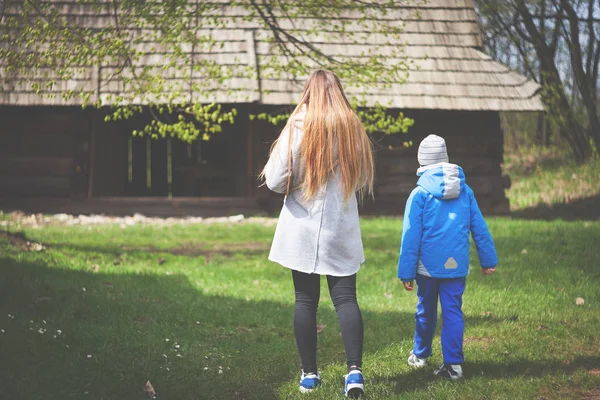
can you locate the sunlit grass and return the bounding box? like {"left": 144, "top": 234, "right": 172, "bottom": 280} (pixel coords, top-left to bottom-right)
{"left": 504, "top": 146, "right": 600, "bottom": 211}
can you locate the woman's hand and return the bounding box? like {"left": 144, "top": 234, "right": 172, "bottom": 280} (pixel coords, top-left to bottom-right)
{"left": 403, "top": 281, "right": 414, "bottom": 291}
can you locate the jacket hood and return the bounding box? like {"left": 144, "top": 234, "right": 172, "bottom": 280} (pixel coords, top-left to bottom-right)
{"left": 416, "top": 163, "right": 465, "bottom": 200}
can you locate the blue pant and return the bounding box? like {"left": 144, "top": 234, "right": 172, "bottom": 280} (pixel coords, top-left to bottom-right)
{"left": 413, "top": 274, "right": 466, "bottom": 365}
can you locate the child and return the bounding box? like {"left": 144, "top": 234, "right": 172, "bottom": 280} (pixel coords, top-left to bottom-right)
{"left": 397, "top": 134, "right": 498, "bottom": 380}
{"left": 262, "top": 70, "right": 374, "bottom": 397}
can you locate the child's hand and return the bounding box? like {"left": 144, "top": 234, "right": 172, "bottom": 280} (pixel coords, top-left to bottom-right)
{"left": 481, "top": 268, "right": 496, "bottom": 275}
{"left": 403, "top": 281, "right": 414, "bottom": 291}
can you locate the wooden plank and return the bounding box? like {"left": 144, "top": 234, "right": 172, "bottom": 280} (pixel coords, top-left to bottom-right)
{"left": 374, "top": 176, "right": 506, "bottom": 197}
{"left": 0, "top": 132, "right": 74, "bottom": 157}
{"left": 0, "top": 176, "right": 71, "bottom": 197}
{"left": 0, "top": 196, "right": 264, "bottom": 217}
{"left": 0, "top": 157, "right": 75, "bottom": 176}
{"left": 376, "top": 155, "right": 501, "bottom": 176}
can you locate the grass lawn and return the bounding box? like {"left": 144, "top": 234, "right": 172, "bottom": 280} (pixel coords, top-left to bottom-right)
{"left": 1, "top": 217, "right": 599, "bottom": 399}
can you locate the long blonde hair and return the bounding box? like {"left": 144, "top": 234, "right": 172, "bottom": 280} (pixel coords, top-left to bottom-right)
{"left": 263, "top": 69, "right": 374, "bottom": 201}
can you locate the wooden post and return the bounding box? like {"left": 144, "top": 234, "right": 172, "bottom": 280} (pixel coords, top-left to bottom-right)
{"left": 87, "top": 112, "right": 96, "bottom": 198}
{"left": 87, "top": 65, "right": 101, "bottom": 198}
{"left": 247, "top": 112, "right": 254, "bottom": 196}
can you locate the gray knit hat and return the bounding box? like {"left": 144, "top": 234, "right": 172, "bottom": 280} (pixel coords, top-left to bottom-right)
{"left": 417, "top": 134, "right": 449, "bottom": 166}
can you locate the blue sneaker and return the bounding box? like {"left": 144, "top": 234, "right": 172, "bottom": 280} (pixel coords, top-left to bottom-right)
{"left": 344, "top": 369, "right": 364, "bottom": 398}
{"left": 299, "top": 370, "right": 321, "bottom": 393}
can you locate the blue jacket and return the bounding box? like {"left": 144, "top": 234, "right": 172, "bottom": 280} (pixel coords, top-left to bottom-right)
{"left": 397, "top": 163, "right": 498, "bottom": 281}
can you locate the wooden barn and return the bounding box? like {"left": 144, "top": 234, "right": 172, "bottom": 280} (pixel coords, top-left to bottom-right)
{"left": 0, "top": 0, "right": 543, "bottom": 217}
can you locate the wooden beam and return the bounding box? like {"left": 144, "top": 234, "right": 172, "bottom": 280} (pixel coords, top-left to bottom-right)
{"left": 0, "top": 157, "right": 75, "bottom": 176}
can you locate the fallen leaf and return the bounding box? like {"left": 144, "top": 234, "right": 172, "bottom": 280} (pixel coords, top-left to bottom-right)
{"left": 576, "top": 297, "right": 585, "bottom": 306}
{"left": 384, "top": 292, "right": 393, "bottom": 299}
{"left": 589, "top": 370, "right": 600, "bottom": 376}
{"left": 157, "top": 257, "right": 166, "bottom": 265}
{"left": 316, "top": 324, "right": 326, "bottom": 334}
{"left": 537, "top": 325, "right": 547, "bottom": 331}
{"left": 481, "top": 311, "right": 494, "bottom": 318}
{"left": 143, "top": 380, "right": 156, "bottom": 399}
{"left": 91, "top": 264, "right": 100, "bottom": 273}
{"left": 521, "top": 249, "right": 528, "bottom": 255}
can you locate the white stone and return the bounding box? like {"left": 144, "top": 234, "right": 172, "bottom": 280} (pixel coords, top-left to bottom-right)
{"left": 228, "top": 214, "right": 245, "bottom": 223}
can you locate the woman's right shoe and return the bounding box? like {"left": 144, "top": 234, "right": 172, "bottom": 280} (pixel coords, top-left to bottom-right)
{"left": 344, "top": 369, "right": 365, "bottom": 398}
{"left": 299, "top": 370, "right": 321, "bottom": 393}
{"left": 407, "top": 350, "right": 428, "bottom": 368}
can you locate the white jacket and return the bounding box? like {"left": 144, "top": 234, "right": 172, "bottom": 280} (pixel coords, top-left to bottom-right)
{"left": 264, "top": 108, "right": 365, "bottom": 276}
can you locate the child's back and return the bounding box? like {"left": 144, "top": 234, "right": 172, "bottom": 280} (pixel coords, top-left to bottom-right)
{"left": 398, "top": 161, "right": 497, "bottom": 282}
{"left": 398, "top": 134, "right": 498, "bottom": 380}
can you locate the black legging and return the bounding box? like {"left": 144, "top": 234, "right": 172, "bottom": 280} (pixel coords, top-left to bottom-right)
{"left": 292, "top": 270, "right": 364, "bottom": 374}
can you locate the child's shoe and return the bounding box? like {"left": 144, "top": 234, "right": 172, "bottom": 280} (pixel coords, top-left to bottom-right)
{"left": 299, "top": 370, "right": 321, "bottom": 393}
{"left": 407, "top": 350, "right": 428, "bottom": 368}
{"left": 344, "top": 369, "right": 364, "bottom": 398}
{"left": 434, "top": 364, "right": 463, "bottom": 380}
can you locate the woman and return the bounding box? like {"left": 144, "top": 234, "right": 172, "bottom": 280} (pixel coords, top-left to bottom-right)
{"left": 262, "top": 70, "right": 374, "bottom": 397}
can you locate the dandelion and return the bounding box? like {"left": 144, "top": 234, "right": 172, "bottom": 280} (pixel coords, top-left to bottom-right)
{"left": 163, "top": 354, "right": 167, "bottom": 358}
{"left": 57, "top": 330, "right": 62, "bottom": 334}
{"left": 203, "top": 367, "right": 208, "bottom": 370}
{"left": 82, "top": 287, "right": 86, "bottom": 292}
{"left": 66, "top": 345, "right": 70, "bottom": 348}
{"left": 1, "top": 329, "right": 5, "bottom": 333}
{"left": 195, "top": 321, "right": 200, "bottom": 325}
{"left": 53, "top": 335, "right": 57, "bottom": 339}
{"left": 43, "top": 320, "right": 47, "bottom": 324}
{"left": 165, "top": 338, "right": 170, "bottom": 342}
{"left": 176, "top": 354, "right": 182, "bottom": 358}
{"left": 219, "top": 370, "right": 223, "bottom": 374}
{"left": 175, "top": 344, "right": 180, "bottom": 349}
{"left": 29, "top": 320, "right": 33, "bottom": 324}
{"left": 87, "top": 354, "right": 92, "bottom": 359}
{"left": 166, "top": 367, "right": 170, "bottom": 371}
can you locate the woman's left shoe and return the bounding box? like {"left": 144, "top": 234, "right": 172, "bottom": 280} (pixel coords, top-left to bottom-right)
{"left": 299, "top": 370, "right": 321, "bottom": 393}
{"left": 344, "top": 369, "right": 365, "bottom": 398}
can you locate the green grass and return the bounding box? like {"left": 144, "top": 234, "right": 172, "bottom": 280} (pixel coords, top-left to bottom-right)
{"left": 504, "top": 147, "right": 600, "bottom": 212}
{"left": 1, "top": 218, "right": 599, "bottom": 399}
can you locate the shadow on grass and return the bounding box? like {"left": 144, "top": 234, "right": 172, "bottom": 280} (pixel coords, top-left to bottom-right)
{"left": 0, "top": 249, "right": 513, "bottom": 400}
{"left": 511, "top": 195, "right": 600, "bottom": 221}
{"left": 374, "top": 356, "right": 600, "bottom": 395}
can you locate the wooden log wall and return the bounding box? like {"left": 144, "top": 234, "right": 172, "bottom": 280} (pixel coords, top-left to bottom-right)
{"left": 0, "top": 106, "right": 89, "bottom": 198}
{"left": 362, "top": 109, "right": 509, "bottom": 215}
{"left": 251, "top": 108, "right": 510, "bottom": 215}
{"left": 0, "top": 106, "right": 509, "bottom": 216}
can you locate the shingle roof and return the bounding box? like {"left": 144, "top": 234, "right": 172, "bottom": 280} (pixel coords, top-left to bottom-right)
{"left": 0, "top": 0, "right": 544, "bottom": 111}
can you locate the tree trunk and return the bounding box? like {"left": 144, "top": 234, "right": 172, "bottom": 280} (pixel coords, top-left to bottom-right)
{"left": 516, "top": 0, "right": 590, "bottom": 161}
{"left": 560, "top": 0, "right": 600, "bottom": 152}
